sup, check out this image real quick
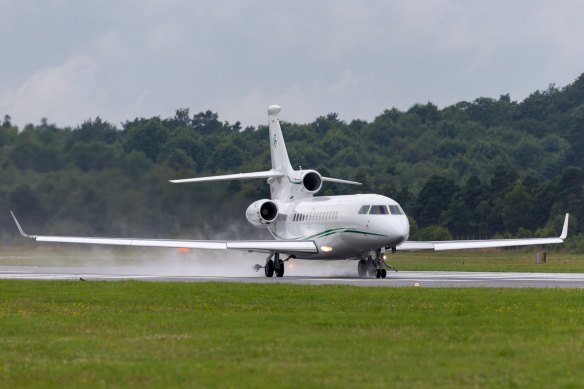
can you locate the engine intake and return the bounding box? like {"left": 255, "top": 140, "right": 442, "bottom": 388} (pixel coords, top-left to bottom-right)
{"left": 246, "top": 199, "right": 279, "bottom": 228}
{"left": 302, "top": 171, "right": 322, "bottom": 193}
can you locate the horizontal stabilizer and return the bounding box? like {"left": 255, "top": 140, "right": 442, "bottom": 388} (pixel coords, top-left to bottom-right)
{"left": 170, "top": 170, "right": 283, "bottom": 184}
{"left": 322, "top": 176, "right": 362, "bottom": 185}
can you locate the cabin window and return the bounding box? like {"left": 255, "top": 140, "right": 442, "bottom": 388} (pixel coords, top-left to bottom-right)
{"left": 369, "top": 205, "right": 389, "bottom": 215}
{"left": 358, "top": 205, "right": 370, "bottom": 214}
{"left": 388, "top": 205, "right": 403, "bottom": 215}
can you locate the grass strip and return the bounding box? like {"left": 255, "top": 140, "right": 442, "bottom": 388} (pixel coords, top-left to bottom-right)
{"left": 1, "top": 281, "right": 584, "bottom": 387}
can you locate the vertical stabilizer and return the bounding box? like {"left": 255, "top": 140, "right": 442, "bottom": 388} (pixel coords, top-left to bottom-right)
{"left": 267, "top": 105, "right": 295, "bottom": 201}
{"left": 268, "top": 105, "right": 293, "bottom": 174}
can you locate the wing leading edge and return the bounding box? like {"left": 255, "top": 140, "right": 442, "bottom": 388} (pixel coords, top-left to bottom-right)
{"left": 10, "top": 212, "right": 318, "bottom": 255}
{"left": 398, "top": 213, "right": 569, "bottom": 251}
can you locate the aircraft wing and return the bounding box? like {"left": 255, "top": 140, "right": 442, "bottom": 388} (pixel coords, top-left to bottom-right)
{"left": 10, "top": 212, "right": 318, "bottom": 255}
{"left": 398, "top": 213, "right": 569, "bottom": 251}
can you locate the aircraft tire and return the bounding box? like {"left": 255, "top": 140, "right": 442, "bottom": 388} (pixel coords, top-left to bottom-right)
{"left": 375, "top": 269, "right": 381, "bottom": 278}
{"left": 381, "top": 269, "right": 387, "bottom": 279}
{"left": 357, "top": 260, "right": 367, "bottom": 277}
{"left": 275, "top": 260, "right": 285, "bottom": 277}
{"left": 265, "top": 260, "right": 275, "bottom": 277}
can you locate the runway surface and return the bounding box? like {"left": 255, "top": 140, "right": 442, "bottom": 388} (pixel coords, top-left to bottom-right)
{"left": 2, "top": 265, "right": 584, "bottom": 287}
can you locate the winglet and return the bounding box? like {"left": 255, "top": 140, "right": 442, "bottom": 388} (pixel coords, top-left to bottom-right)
{"left": 10, "top": 211, "right": 35, "bottom": 239}
{"left": 560, "top": 213, "right": 569, "bottom": 240}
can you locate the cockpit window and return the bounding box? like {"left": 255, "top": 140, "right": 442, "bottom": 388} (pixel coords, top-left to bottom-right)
{"left": 369, "top": 205, "right": 389, "bottom": 215}
{"left": 358, "top": 205, "right": 370, "bottom": 214}
{"left": 388, "top": 205, "right": 403, "bottom": 215}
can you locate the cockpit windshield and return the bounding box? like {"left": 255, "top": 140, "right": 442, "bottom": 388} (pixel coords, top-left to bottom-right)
{"left": 358, "top": 204, "right": 404, "bottom": 215}
{"left": 369, "top": 205, "right": 389, "bottom": 215}
{"left": 388, "top": 205, "right": 403, "bottom": 215}
{"left": 358, "top": 205, "right": 370, "bottom": 214}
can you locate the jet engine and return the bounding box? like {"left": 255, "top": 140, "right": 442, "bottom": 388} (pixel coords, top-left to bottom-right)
{"left": 246, "top": 199, "right": 279, "bottom": 228}
{"left": 289, "top": 170, "right": 323, "bottom": 194}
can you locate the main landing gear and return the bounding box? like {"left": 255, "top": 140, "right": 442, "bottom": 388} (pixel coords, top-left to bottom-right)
{"left": 357, "top": 250, "right": 398, "bottom": 279}
{"left": 255, "top": 253, "right": 293, "bottom": 278}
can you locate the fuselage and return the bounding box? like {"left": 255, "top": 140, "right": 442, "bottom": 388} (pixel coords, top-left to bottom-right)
{"left": 267, "top": 193, "right": 410, "bottom": 260}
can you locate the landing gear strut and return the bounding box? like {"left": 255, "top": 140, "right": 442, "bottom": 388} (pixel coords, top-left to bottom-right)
{"left": 274, "top": 253, "right": 285, "bottom": 278}
{"left": 357, "top": 250, "right": 398, "bottom": 278}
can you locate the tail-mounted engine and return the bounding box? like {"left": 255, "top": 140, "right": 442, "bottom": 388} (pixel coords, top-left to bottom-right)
{"left": 288, "top": 169, "right": 323, "bottom": 195}
{"left": 246, "top": 199, "right": 279, "bottom": 228}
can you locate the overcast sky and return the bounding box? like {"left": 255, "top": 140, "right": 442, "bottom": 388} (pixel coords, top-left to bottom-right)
{"left": 2, "top": 0, "right": 584, "bottom": 129}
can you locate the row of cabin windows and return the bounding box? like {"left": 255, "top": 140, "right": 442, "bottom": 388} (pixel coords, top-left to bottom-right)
{"left": 292, "top": 210, "right": 339, "bottom": 222}
{"left": 357, "top": 205, "right": 404, "bottom": 215}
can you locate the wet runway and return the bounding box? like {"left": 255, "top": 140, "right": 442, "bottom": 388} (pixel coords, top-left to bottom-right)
{"left": 2, "top": 266, "right": 584, "bottom": 288}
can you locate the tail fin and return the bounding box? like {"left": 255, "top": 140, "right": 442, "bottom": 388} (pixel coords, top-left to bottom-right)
{"left": 268, "top": 105, "right": 293, "bottom": 174}
{"left": 170, "top": 105, "right": 360, "bottom": 202}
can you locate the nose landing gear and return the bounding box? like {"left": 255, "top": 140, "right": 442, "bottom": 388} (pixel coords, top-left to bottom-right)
{"left": 357, "top": 250, "right": 398, "bottom": 278}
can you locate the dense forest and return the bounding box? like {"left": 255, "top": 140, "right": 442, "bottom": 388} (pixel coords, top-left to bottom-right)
{"left": 1, "top": 73, "right": 584, "bottom": 250}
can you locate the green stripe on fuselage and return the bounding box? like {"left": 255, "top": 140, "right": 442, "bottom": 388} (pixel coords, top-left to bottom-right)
{"left": 270, "top": 227, "right": 388, "bottom": 241}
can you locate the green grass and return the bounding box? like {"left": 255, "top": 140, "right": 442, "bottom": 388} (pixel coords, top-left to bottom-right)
{"left": 393, "top": 250, "right": 584, "bottom": 272}
{"left": 2, "top": 281, "right": 584, "bottom": 387}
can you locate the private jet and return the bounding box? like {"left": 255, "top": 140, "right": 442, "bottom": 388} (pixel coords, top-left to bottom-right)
{"left": 11, "top": 105, "right": 569, "bottom": 278}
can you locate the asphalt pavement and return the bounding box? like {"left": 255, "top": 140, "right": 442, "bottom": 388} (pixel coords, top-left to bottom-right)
{"left": 2, "top": 265, "right": 584, "bottom": 288}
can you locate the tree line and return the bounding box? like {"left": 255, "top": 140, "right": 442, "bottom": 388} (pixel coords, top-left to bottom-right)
{"left": 1, "top": 73, "right": 584, "bottom": 249}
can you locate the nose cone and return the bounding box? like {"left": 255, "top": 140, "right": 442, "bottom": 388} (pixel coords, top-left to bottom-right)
{"left": 370, "top": 215, "right": 410, "bottom": 246}
{"left": 399, "top": 215, "right": 410, "bottom": 243}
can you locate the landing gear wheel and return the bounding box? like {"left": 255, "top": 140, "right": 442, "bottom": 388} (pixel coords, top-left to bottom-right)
{"left": 275, "top": 259, "right": 285, "bottom": 277}
{"left": 357, "top": 260, "right": 367, "bottom": 277}
{"left": 375, "top": 269, "right": 381, "bottom": 278}
{"left": 265, "top": 259, "right": 274, "bottom": 277}
{"left": 381, "top": 269, "right": 387, "bottom": 279}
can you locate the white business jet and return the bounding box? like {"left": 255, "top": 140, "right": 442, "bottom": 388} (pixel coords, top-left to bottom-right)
{"left": 11, "top": 105, "right": 569, "bottom": 278}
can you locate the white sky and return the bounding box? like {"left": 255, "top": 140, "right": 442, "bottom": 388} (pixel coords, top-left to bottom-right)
{"left": 1, "top": 0, "right": 584, "bottom": 128}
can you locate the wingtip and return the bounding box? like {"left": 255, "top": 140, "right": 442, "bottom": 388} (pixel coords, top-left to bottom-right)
{"left": 10, "top": 211, "right": 35, "bottom": 239}
{"left": 560, "top": 213, "right": 569, "bottom": 240}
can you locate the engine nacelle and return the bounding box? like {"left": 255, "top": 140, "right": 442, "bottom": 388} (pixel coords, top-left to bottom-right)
{"left": 246, "top": 199, "right": 279, "bottom": 228}
{"left": 289, "top": 170, "right": 323, "bottom": 194}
